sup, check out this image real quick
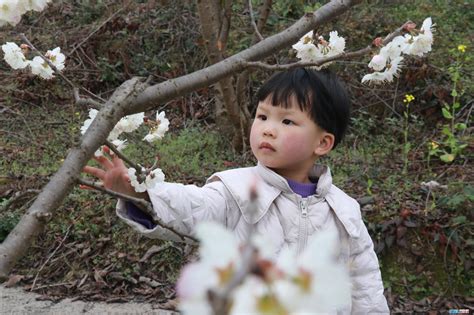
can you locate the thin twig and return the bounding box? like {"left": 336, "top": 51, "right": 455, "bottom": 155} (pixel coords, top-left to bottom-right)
{"left": 248, "top": 0, "right": 264, "bottom": 42}
{"left": 103, "top": 139, "right": 143, "bottom": 173}
{"left": 73, "top": 87, "right": 103, "bottom": 109}
{"left": 0, "top": 189, "right": 40, "bottom": 212}
{"left": 30, "top": 282, "right": 75, "bottom": 291}
{"left": 76, "top": 178, "right": 197, "bottom": 243}
{"left": 31, "top": 225, "right": 72, "bottom": 291}
{"left": 370, "top": 90, "right": 403, "bottom": 118}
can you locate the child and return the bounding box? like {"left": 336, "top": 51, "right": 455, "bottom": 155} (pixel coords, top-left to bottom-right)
{"left": 83, "top": 68, "right": 389, "bottom": 313}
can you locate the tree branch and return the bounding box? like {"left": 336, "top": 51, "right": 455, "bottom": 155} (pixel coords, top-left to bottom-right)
{"left": 248, "top": 0, "right": 264, "bottom": 42}
{"left": 242, "top": 22, "right": 406, "bottom": 71}
{"left": 73, "top": 88, "right": 103, "bottom": 109}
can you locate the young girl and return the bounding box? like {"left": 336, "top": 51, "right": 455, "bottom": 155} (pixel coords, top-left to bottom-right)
{"left": 83, "top": 68, "right": 389, "bottom": 313}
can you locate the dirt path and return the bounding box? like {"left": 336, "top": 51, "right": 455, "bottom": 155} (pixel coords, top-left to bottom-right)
{"left": 0, "top": 285, "right": 178, "bottom": 315}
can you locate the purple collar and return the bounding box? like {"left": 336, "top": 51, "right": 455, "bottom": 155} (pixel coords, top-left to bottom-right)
{"left": 286, "top": 178, "right": 318, "bottom": 198}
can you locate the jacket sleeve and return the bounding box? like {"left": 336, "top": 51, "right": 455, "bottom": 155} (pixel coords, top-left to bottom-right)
{"left": 116, "top": 180, "right": 231, "bottom": 242}
{"left": 349, "top": 220, "right": 389, "bottom": 314}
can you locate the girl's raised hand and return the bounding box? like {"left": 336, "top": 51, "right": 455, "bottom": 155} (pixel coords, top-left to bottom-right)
{"left": 82, "top": 147, "right": 147, "bottom": 199}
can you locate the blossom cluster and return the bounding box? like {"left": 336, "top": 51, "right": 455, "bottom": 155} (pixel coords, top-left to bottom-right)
{"left": 292, "top": 17, "right": 434, "bottom": 84}
{"left": 292, "top": 30, "right": 346, "bottom": 69}
{"left": 0, "top": 0, "right": 51, "bottom": 27}
{"left": 176, "top": 222, "right": 351, "bottom": 315}
{"left": 81, "top": 109, "right": 170, "bottom": 192}
{"left": 362, "top": 17, "right": 434, "bottom": 84}
{"left": 2, "top": 42, "right": 65, "bottom": 79}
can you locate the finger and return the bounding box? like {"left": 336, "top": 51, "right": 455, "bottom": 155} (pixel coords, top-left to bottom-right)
{"left": 93, "top": 155, "right": 114, "bottom": 170}
{"left": 79, "top": 184, "right": 94, "bottom": 190}
{"left": 112, "top": 154, "right": 126, "bottom": 168}
{"left": 103, "top": 146, "right": 112, "bottom": 156}
{"left": 83, "top": 165, "right": 106, "bottom": 179}
{"left": 122, "top": 173, "right": 131, "bottom": 183}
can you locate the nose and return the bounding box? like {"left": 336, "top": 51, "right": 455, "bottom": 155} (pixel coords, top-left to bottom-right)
{"left": 263, "top": 123, "right": 276, "bottom": 138}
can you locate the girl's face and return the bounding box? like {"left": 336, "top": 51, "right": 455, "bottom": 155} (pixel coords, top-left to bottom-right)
{"left": 250, "top": 96, "right": 333, "bottom": 183}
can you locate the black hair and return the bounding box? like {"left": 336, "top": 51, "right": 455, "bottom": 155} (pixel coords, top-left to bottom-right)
{"left": 256, "top": 68, "right": 351, "bottom": 148}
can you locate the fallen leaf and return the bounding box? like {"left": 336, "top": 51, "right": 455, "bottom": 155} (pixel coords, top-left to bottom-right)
{"left": 5, "top": 274, "right": 25, "bottom": 287}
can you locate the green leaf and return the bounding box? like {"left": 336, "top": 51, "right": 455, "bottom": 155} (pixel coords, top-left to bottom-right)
{"left": 455, "top": 123, "right": 467, "bottom": 130}
{"left": 452, "top": 215, "right": 467, "bottom": 225}
{"left": 453, "top": 102, "right": 461, "bottom": 109}
{"left": 440, "top": 153, "right": 455, "bottom": 163}
{"left": 451, "top": 89, "right": 458, "bottom": 97}
{"left": 442, "top": 108, "right": 453, "bottom": 119}
{"left": 442, "top": 126, "right": 452, "bottom": 136}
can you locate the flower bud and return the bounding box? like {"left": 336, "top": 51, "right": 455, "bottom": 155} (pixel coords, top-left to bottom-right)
{"left": 403, "top": 21, "right": 417, "bottom": 32}
{"left": 372, "top": 37, "right": 383, "bottom": 47}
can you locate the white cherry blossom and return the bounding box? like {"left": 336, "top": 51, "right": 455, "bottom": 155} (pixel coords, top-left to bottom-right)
{"left": 128, "top": 167, "right": 165, "bottom": 193}
{"left": 328, "top": 30, "right": 346, "bottom": 54}
{"left": 0, "top": 0, "right": 22, "bottom": 26}
{"left": 29, "top": 56, "right": 54, "bottom": 79}
{"left": 45, "top": 47, "right": 65, "bottom": 71}
{"left": 292, "top": 30, "right": 346, "bottom": 69}
{"left": 108, "top": 112, "right": 145, "bottom": 141}
{"left": 196, "top": 222, "right": 240, "bottom": 268}
{"left": 404, "top": 18, "right": 434, "bottom": 57}
{"left": 362, "top": 55, "right": 403, "bottom": 84}
{"left": 2, "top": 42, "right": 28, "bottom": 69}
{"left": 380, "top": 35, "right": 407, "bottom": 60}
{"left": 368, "top": 54, "right": 387, "bottom": 71}
{"left": 80, "top": 109, "right": 98, "bottom": 135}
{"left": 143, "top": 111, "right": 170, "bottom": 143}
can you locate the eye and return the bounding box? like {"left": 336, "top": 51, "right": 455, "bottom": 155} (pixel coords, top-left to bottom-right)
{"left": 257, "top": 114, "right": 267, "bottom": 121}
{"left": 282, "top": 119, "right": 294, "bottom": 125}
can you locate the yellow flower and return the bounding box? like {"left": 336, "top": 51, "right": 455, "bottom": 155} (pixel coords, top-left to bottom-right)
{"left": 457, "top": 44, "right": 467, "bottom": 53}
{"left": 429, "top": 141, "right": 439, "bottom": 150}
{"left": 403, "top": 94, "right": 415, "bottom": 103}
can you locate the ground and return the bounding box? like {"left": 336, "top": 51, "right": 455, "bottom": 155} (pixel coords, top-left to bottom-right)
{"left": 0, "top": 284, "right": 177, "bottom": 314}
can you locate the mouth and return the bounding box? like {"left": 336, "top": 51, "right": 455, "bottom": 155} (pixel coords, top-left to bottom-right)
{"left": 259, "top": 142, "right": 275, "bottom": 151}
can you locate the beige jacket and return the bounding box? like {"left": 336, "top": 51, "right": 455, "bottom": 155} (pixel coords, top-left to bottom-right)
{"left": 117, "top": 163, "right": 389, "bottom": 314}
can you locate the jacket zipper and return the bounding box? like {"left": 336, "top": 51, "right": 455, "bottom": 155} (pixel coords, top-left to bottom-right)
{"left": 297, "top": 198, "right": 309, "bottom": 255}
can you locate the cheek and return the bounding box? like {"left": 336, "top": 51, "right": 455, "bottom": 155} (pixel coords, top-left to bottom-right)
{"left": 280, "top": 133, "right": 314, "bottom": 156}
{"left": 249, "top": 123, "right": 259, "bottom": 152}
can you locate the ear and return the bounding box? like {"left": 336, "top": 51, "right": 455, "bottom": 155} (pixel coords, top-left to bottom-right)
{"left": 313, "top": 132, "right": 335, "bottom": 157}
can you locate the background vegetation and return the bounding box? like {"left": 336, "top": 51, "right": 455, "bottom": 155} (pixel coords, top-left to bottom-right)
{"left": 0, "top": 0, "right": 472, "bottom": 312}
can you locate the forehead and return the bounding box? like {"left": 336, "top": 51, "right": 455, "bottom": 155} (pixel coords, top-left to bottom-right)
{"left": 257, "top": 96, "right": 306, "bottom": 115}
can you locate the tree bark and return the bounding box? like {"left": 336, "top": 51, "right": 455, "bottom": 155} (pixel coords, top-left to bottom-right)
{"left": 0, "top": 0, "right": 359, "bottom": 280}
{"left": 196, "top": 0, "right": 243, "bottom": 149}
